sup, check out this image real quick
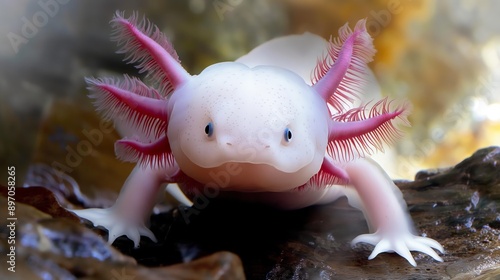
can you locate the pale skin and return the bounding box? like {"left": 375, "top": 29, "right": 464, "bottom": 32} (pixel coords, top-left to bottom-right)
{"left": 71, "top": 11, "right": 444, "bottom": 266}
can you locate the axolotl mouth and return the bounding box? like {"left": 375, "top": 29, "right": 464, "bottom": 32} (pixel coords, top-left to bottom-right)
{"left": 176, "top": 159, "right": 321, "bottom": 192}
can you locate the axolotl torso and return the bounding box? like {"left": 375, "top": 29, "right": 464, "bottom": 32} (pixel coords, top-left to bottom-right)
{"left": 72, "top": 12, "right": 443, "bottom": 266}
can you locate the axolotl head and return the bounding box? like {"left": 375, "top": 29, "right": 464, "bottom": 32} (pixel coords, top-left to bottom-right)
{"left": 167, "top": 62, "right": 329, "bottom": 192}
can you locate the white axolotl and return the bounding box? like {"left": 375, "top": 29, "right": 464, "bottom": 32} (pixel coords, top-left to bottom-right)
{"left": 71, "top": 12, "right": 444, "bottom": 266}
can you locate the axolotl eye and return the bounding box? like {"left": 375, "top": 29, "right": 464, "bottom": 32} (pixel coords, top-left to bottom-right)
{"left": 283, "top": 127, "right": 292, "bottom": 143}
{"left": 205, "top": 122, "right": 214, "bottom": 137}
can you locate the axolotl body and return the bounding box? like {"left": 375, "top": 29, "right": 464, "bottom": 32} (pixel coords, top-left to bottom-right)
{"left": 72, "top": 12, "right": 444, "bottom": 266}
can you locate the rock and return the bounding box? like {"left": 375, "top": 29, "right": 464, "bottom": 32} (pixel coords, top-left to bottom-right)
{"left": 0, "top": 186, "right": 245, "bottom": 280}
{"left": 412, "top": 146, "right": 500, "bottom": 188}
{"left": 0, "top": 186, "right": 79, "bottom": 222}
{"left": 397, "top": 146, "right": 500, "bottom": 279}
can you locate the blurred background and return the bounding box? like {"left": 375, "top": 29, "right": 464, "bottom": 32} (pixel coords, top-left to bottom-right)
{"left": 0, "top": 0, "right": 499, "bottom": 188}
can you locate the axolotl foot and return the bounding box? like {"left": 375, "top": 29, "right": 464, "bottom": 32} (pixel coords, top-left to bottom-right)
{"left": 352, "top": 232, "right": 444, "bottom": 266}
{"left": 332, "top": 158, "right": 445, "bottom": 266}
{"left": 69, "top": 208, "right": 157, "bottom": 247}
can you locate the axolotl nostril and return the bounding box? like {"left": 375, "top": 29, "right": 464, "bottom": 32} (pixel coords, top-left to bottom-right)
{"left": 71, "top": 11, "right": 444, "bottom": 266}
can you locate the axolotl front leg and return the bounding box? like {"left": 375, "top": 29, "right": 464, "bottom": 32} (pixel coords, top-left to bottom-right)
{"left": 317, "top": 158, "right": 444, "bottom": 266}
{"left": 70, "top": 165, "right": 191, "bottom": 246}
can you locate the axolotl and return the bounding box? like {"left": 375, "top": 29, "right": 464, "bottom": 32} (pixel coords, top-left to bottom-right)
{"left": 71, "top": 12, "right": 444, "bottom": 266}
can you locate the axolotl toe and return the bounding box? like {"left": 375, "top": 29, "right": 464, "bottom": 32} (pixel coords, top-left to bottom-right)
{"left": 71, "top": 11, "right": 444, "bottom": 266}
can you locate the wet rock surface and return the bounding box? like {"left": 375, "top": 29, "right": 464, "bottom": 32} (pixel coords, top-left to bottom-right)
{"left": 0, "top": 186, "right": 245, "bottom": 280}
{"left": 2, "top": 101, "right": 500, "bottom": 280}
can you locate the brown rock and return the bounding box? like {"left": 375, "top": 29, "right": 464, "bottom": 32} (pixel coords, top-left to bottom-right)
{"left": 0, "top": 186, "right": 245, "bottom": 280}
